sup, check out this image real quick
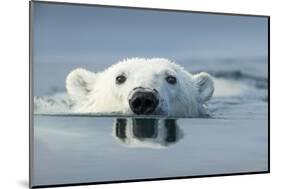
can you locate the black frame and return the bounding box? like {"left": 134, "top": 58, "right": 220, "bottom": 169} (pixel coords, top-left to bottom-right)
{"left": 29, "top": 1, "right": 270, "bottom": 188}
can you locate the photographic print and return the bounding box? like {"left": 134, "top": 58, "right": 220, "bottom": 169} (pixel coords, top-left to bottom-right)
{"left": 30, "top": 1, "right": 269, "bottom": 188}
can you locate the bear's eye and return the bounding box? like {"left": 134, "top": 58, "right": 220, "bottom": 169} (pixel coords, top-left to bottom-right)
{"left": 166, "top": 75, "right": 177, "bottom": 85}
{"left": 116, "top": 75, "right": 127, "bottom": 84}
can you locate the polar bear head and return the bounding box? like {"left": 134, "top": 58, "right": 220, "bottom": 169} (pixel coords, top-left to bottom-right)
{"left": 66, "top": 58, "right": 214, "bottom": 117}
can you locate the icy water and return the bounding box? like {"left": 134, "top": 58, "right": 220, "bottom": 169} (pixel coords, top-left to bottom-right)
{"left": 31, "top": 57, "right": 268, "bottom": 186}
{"left": 32, "top": 116, "right": 268, "bottom": 186}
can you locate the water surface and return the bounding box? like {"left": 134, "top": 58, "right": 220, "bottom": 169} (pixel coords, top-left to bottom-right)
{"left": 32, "top": 115, "right": 268, "bottom": 186}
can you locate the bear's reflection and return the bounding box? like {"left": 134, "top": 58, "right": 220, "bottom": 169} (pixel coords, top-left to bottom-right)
{"left": 113, "top": 119, "right": 184, "bottom": 148}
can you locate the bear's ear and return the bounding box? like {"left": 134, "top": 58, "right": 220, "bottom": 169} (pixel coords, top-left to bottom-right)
{"left": 66, "top": 68, "right": 96, "bottom": 101}
{"left": 193, "top": 72, "right": 214, "bottom": 102}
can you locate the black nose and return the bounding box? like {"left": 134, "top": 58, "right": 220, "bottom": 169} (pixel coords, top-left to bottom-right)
{"left": 129, "top": 91, "right": 159, "bottom": 114}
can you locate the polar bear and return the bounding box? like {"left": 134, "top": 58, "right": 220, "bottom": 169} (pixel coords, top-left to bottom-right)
{"left": 66, "top": 58, "right": 214, "bottom": 117}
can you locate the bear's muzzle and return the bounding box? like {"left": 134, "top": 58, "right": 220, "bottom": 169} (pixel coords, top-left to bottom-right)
{"left": 129, "top": 87, "right": 159, "bottom": 115}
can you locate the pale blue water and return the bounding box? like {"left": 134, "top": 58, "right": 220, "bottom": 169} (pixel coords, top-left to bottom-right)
{"left": 32, "top": 116, "right": 268, "bottom": 186}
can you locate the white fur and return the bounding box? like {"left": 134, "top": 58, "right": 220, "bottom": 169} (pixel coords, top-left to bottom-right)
{"left": 66, "top": 58, "right": 214, "bottom": 117}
